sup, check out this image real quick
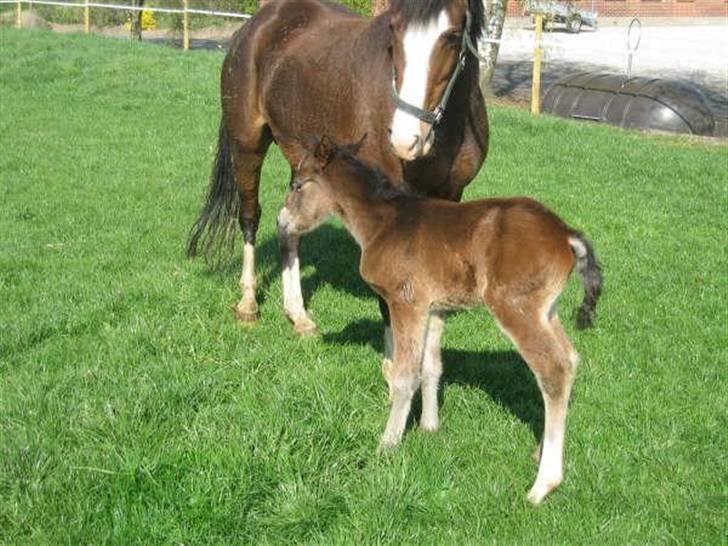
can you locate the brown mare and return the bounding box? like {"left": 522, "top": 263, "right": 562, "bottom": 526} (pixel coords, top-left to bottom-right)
{"left": 187, "top": 0, "right": 488, "bottom": 335}
{"left": 278, "top": 137, "right": 603, "bottom": 504}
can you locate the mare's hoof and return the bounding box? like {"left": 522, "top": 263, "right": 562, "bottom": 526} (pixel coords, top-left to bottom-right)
{"left": 233, "top": 304, "right": 259, "bottom": 324}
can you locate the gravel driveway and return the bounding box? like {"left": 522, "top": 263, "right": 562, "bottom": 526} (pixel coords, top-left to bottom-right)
{"left": 491, "top": 20, "right": 728, "bottom": 136}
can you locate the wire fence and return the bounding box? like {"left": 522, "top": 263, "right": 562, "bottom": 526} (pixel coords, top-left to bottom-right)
{"left": 4, "top": 0, "right": 725, "bottom": 127}
{"left": 0, "top": 0, "right": 250, "bottom": 18}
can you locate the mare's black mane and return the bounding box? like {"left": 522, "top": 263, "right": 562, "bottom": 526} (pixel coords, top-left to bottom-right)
{"left": 390, "top": 0, "right": 485, "bottom": 41}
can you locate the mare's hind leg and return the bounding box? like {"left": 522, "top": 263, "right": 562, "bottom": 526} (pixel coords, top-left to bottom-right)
{"left": 231, "top": 143, "right": 269, "bottom": 322}
{"left": 489, "top": 300, "right": 577, "bottom": 505}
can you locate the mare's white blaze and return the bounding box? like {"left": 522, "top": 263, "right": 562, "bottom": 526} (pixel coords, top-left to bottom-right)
{"left": 390, "top": 11, "right": 451, "bottom": 159}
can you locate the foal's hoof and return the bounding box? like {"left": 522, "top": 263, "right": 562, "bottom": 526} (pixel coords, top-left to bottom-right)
{"left": 377, "top": 437, "right": 400, "bottom": 453}
{"left": 527, "top": 482, "right": 558, "bottom": 505}
{"left": 288, "top": 313, "right": 318, "bottom": 337}
{"left": 294, "top": 321, "right": 319, "bottom": 338}
{"left": 419, "top": 417, "right": 439, "bottom": 432}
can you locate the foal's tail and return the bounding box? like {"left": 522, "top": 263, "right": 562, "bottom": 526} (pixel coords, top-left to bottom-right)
{"left": 568, "top": 233, "right": 603, "bottom": 329}
{"left": 186, "top": 120, "right": 239, "bottom": 268}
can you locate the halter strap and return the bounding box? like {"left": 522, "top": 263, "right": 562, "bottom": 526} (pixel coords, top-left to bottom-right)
{"left": 391, "top": 1, "right": 473, "bottom": 127}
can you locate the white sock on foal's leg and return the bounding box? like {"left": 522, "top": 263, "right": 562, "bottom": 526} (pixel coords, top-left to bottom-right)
{"left": 420, "top": 313, "right": 444, "bottom": 431}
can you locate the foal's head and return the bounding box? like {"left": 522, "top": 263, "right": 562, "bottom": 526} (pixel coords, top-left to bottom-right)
{"left": 279, "top": 136, "right": 408, "bottom": 238}
{"left": 387, "top": 0, "right": 484, "bottom": 160}
{"left": 279, "top": 137, "right": 361, "bottom": 237}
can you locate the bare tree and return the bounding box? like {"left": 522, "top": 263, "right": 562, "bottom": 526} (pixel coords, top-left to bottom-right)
{"left": 130, "top": 0, "right": 145, "bottom": 41}
{"left": 372, "top": 0, "right": 389, "bottom": 16}
{"left": 478, "top": 0, "right": 509, "bottom": 96}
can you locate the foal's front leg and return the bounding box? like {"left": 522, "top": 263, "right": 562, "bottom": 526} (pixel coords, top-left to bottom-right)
{"left": 420, "top": 312, "right": 445, "bottom": 432}
{"left": 276, "top": 207, "right": 318, "bottom": 336}
{"left": 379, "top": 305, "right": 428, "bottom": 450}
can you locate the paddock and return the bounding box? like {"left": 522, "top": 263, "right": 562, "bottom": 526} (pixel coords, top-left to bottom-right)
{"left": 0, "top": 28, "right": 725, "bottom": 544}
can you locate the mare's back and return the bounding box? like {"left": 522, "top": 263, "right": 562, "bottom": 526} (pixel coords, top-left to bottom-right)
{"left": 247, "top": 0, "right": 365, "bottom": 62}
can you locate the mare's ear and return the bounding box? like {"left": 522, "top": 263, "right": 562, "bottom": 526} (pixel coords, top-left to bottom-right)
{"left": 315, "top": 135, "right": 336, "bottom": 169}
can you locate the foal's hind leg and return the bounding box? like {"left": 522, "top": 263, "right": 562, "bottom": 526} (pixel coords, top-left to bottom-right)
{"left": 489, "top": 301, "right": 577, "bottom": 505}
{"left": 532, "top": 315, "right": 580, "bottom": 464}
{"left": 231, "top": 143, "right": 269, "bottom": 322}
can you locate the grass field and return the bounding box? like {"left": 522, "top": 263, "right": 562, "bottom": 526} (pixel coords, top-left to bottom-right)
{"left": 1, "top": 28, "right": 726, "bottom": 544}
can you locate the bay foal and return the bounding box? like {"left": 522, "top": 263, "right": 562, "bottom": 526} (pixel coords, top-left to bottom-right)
{"left": 278, "top": 137, "right": 603, "bottom": 504}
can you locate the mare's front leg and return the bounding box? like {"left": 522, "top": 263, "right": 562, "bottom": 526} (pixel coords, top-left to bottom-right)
{"left": 232, "top": 146, "right": 267, "bottom": 323}
{"left": 379, "top": 304, "right": 428, "bottom": 450}
{"left": 276, "top": 205, "right": 318, "bottom": 336}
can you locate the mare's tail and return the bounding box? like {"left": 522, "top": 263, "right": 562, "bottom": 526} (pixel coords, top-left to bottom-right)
{"left": 568, "top": 233, "right": 603, "bottom": 329}
{"left": 186, "top": 120, "right": 240, "bottom": 268}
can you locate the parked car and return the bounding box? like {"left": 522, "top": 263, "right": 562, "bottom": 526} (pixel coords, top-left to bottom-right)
{"left": 525, "top": 1, "right": 598, "bottom": 33}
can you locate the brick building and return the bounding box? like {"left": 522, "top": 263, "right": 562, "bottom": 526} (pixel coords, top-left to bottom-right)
{"left": 508, "top": 0, "right": 728, "bottom": 17}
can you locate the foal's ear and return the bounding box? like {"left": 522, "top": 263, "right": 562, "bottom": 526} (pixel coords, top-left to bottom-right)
{"left": 314, "top": 135, "right": 337, "bottom": 169}
{"left": 350, "top": 133, "right": 368, "bottom": 156}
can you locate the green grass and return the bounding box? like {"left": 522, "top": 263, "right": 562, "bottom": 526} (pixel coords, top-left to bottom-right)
{"left": 1, "top": 28, "right": 726, "bottom": 544}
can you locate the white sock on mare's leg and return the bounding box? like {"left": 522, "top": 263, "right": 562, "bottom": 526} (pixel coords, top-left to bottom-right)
{"left": 235, "top": 242, "right": 258, "bottom": 320}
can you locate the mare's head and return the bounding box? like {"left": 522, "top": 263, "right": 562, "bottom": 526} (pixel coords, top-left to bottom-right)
{"left": 387, "top": 0, "right": 484, "bottom": 160}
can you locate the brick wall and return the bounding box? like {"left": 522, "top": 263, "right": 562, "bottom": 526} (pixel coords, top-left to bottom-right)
{"left": 509, "top": 0, "right": 728, "bottom": 17}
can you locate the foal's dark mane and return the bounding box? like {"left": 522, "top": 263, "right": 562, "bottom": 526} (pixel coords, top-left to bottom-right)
{"left": 390, "top": 0, "right": 485, "bottom": 41}
{"left": 328, "top": 146, "right": 419, "bottom": 203}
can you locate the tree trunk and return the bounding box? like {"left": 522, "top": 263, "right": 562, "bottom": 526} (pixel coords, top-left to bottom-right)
{"left": 130, "top": 0, "right": 145, "bottom": 41}
{"left": 372, "top": 0, "right": 390, "bottom": 16}
{"left": 478, "top": 0, "right": 508, "bottom": 97}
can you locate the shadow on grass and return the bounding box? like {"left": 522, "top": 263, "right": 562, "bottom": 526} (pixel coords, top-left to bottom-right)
{"left": 323, "top": 318, "right": 544, "bottom": 440}
{"left": 189, "top": 224, "right": 543, "bottom": 437}
{"left": 191, "top": 223, "right": 370, "bottom": 309}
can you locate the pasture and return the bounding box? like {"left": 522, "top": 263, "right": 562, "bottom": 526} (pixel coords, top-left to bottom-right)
{"left": 1, "top": 28, "right": 725, "bottom": 544}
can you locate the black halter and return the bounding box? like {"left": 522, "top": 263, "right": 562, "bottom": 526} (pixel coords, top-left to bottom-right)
{"left": 391, "top": 2, "right": 477, "bottom": 127}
